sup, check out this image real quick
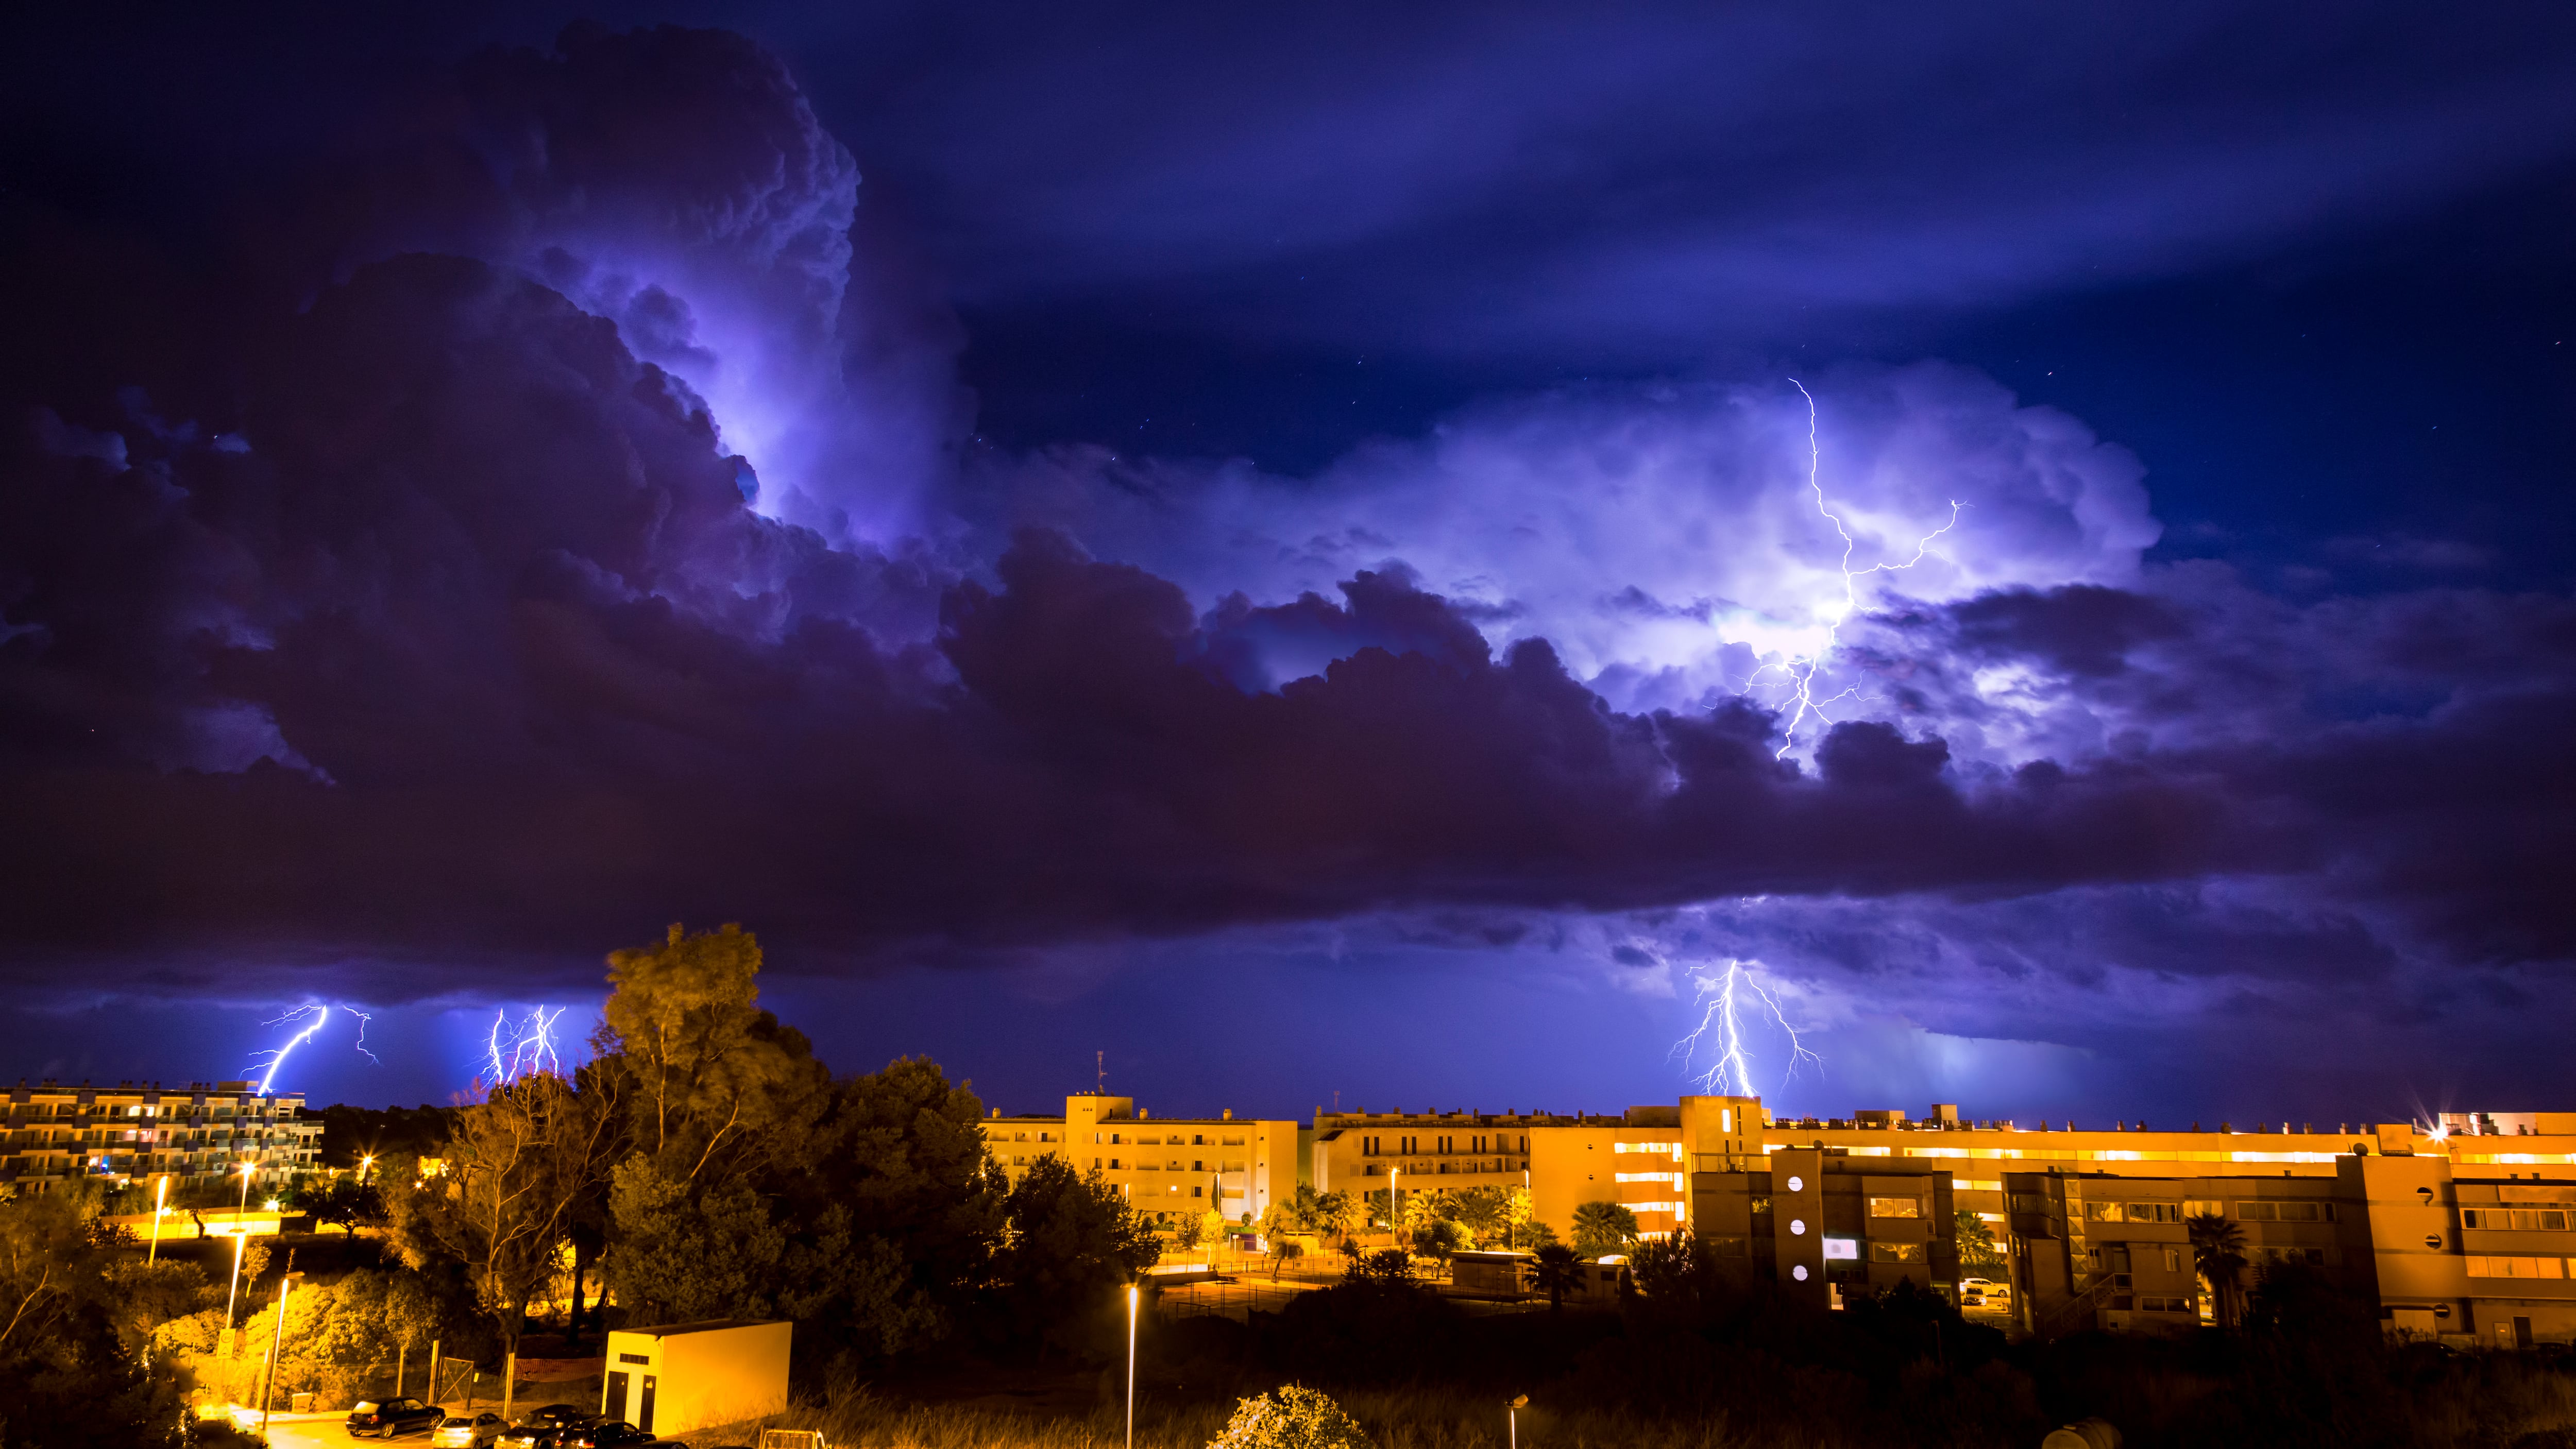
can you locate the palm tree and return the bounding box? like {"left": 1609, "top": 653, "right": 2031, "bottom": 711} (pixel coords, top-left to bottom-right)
{"left": 2187, "top": 1211, "right": 2247, "bottom": 1327}
{"left": 1529, "top": 1243, "right": 1586, "bottom": 1316}
{"left": 1570, "top": 1200, "right": 1640, "bottom": 1258}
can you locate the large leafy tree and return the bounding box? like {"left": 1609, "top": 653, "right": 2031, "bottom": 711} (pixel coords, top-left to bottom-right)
{"left": 602, "top": 923, "right": 832, "bottom": 1183}
{"left": 385, "top": 1067, "right": 624, "bottom": 1369}
{"left": 989, "top": 1155, "right": 1160, "bottom": 1354}
{"left": 0, "top": 1183, "right": 184, "bottom": 1449}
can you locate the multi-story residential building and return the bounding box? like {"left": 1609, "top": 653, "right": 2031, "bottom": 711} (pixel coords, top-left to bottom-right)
{"left": 1, "top": 1079, "right": 323, "bottom": 1191}
{"left": 995, "top": 1083, "right": 2576, "bottom": 1344}
{"left": 980, "top": 1093, "right": 1300, "bottom": 1226}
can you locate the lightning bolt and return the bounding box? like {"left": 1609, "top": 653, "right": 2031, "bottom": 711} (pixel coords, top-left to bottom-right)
{"left": 346, "top": 1007, "right": 380, "bottom": 1066}
{"left": 484, "top": 1007, "right": 567, "bottom": 1084}
{"left": 1749, "top": 380, "right": 1964, "bottom": 759}
{"left": 250, "top": 1004, "right": 330, "bottom": 1094}
{"left": 1673, "top": 960, "right": 1820, "bottom": 1094}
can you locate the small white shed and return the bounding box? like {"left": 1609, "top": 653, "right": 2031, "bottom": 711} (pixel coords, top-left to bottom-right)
{"left": 600, "top": 1319, "right": 791, "bottom": 1436}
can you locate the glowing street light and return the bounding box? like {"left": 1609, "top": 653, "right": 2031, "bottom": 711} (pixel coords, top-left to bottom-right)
{"left": 147, "top": 1175, "right": 167, "bottom": 1266}
{"left": 359, "top": 1153, "right": 376, "bottom": 1186}
{"left": 224, "top": 1232, "right": 247, "bottom": 1329}
{"left": 260, "top": 1271, "right": 305, "bottom": 1442}
{"left": 1509, "top": 1394, "right": 1528, "bottom": 1449}
{"left": 224, "top": 1160, "right": 256, "bottom": 1324}
{"left": 1124, "top": 1283, "right": 1139, "bottom": 1449}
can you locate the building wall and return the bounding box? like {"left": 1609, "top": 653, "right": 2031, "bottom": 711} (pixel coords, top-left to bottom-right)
{"left": 2, "top": 1080, "right": 321, "bottom": 1190}
{"left": 602, "top": 1322, "right": 790, "bottom": 1436}
{"left": 981, "top": 1094, "right": 1299, "bottom": 1226}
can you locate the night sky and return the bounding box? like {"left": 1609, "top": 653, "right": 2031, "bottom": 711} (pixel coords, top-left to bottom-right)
{"left": 5, "top": 3, "right": 2573, "bottom": 1129}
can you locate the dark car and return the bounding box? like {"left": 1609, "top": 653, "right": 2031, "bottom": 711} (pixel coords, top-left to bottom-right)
{"left": 551, "top": 1423, "right": 676, "bottom": 1449}
{"left": 494, "top": 1407, "right": 594, "bottom": 1449}
{"left": 346, "top": 1397, "right": 444, "bottom": 1438}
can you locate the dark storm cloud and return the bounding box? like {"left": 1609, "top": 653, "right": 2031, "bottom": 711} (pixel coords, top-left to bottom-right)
{"left": 784, "top": 0, "right": 2576, "bottom": 356}
{"left": 6, "top": 242, "right": 2570, "bottom": 1008}
{"left": 0, "top": 251, "right": 2298, "bottom": 996}
{"left": 4, "top": 13, "right": 2573, "bottom": 1100}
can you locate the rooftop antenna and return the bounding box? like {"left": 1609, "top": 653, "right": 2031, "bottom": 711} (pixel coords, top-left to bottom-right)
{"left": 1097, "top": 1050, "right": 1106, "bottom": 1094}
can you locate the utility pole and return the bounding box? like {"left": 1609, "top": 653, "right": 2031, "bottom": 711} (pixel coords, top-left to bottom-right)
{"left": 1124, "top": 1284, "right": 1139, "bottom": 1449}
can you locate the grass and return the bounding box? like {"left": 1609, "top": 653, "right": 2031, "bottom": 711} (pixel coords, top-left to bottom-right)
{"left": 674, "top": 1385, "right": 1795, "bottom": 1449}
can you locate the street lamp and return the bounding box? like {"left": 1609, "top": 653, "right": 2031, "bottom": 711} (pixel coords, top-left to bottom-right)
{"left": 224, "top": 1232, "right": 247, "bottom": 1329}
{"left": 224, "top": 1160, "right": 256, "bottom": 1325}
{"left": 147, "top": 1175, "right": 167, "bottom": 1266}
{"left": 359, "top": 1153, "right": 376, "bottom": 1186}
{"left": 1509, "top": 1395, "right": 1528, "bottom": 1449}
{"left": 1391, "top": 1167, "right": 1401, "bottom": 1256}
{"left": 1124, "top": 1283, "right": 1139, "bottom": 1449}
{"left": 259, "top": 1271, "right": 305, "bottom": 1443}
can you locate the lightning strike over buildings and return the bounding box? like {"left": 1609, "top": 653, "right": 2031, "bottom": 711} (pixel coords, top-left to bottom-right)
{"left": 1675, "top": 959, "right": 1820, "bottom": 1095}
{"left": 1755, "top": 380, "right": 1965, "bottom": 759}
{"left": 250, "top": 1003, "right": 330, "bottom": 1094}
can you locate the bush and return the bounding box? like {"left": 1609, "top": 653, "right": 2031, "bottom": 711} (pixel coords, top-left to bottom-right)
{"left": 1208, "top": 1386, "right": 1371, "bottom": 1449}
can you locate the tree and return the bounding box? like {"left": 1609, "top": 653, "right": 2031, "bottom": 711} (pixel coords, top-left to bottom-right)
{"left": 1570, "top": 1201, "right": 1639, "bottom": 1257}
{"left": 989, "top": 1156, "right": 1161, "bottom": 1354}
{"left": 602, "top": 922, "right": 831, "bottom": 1184}
{"left": 1503, "top": 1187, "right": 1537, "bottom": 1250}
{"left": 1207, "top": 1385, "right": 1373, "bottom": 1449}
{"left": 296, "top": 1177, "right": 386, "bottom": 1235}
{"left": 1449, "top": 1186, "right": 1511, "bottom": 1246}
{"left": 384, "top": 1067, "right": 623, "bottom": 1370}
{"left": 606, "top": 1156, "right": 786, "bottom": 1324}
{"left": 1342, "top": 1249, "right": 1417, "bottom": 1289}
{"left": 2188, "top": 1211, "right": 2248, "bottom": 1327}
{"left": 1310, "top": 1189, "right": 1358, "bottom": 1244}
{"left": 1529, "top": 1243, "right": 1587, "bottom": 1316}
{"left": 1176, "top": 1213, "right": 1206, "bottom": 1251}
{"left": 0, "top": 1183, "right": 183, "bottom": 1449}
{"left": 1626, "top": 1226, "right": 1721, "bottom": 1319}
{"left": 1954, "top": 1208, "right": 2007, "bottom": 1276}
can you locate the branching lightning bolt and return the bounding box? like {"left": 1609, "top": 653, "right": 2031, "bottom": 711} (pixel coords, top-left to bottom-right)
{"left": 251, "top": 1004, "right": 330, "bottom": 1094}
{"left": 346, "top": 1008, "right": 380, "bottom": 1066}
{"left": 485, "top": 1007, "right": 566, "bottom": 1084}
{"left": 1749, "top": 380, "right": 1965, "bottom": 759}
{"left": 1672, "top": 960, "right": 1820, "bottom": 1094}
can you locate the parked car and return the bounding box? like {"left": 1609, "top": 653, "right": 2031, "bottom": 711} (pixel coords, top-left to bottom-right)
{"left": 1959, "top": 1276, "right": 2010, "bottom": 1302}
{"left": 496, "top": 1407, "right": 594, "bottom": 1449}
{"left": 432, "top": 1412, "right": 508, "bottom": 1448}
{"left": 550, "top": 1422, "right": 680, "bottom": 1448}
{"left": 1959, "top": 1288, "right": 1986, "bottom": 1307}
{"left": 346, "top": 1397, "right": 445, "bottom": 1438}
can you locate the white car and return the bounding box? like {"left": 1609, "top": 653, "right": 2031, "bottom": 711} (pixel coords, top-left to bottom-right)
{"left": 432, "top": 1412, "right": 508, "bottom": 1447}
{"left": 1959, "top": 1277, "right": 2010, "bottom": 1302}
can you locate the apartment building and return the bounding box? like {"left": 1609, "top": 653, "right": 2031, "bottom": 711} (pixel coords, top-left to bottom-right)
{"left": 2, "top": 1079, "right": 323, "bottom": 1190}
{"left": 981, "top": 1093, "right": 1299, "bottom": 1226}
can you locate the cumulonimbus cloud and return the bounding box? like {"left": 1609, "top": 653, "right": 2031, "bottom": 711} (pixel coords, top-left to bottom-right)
{"left": 2, "top": 23, "right": 2570, "bottom": 1041}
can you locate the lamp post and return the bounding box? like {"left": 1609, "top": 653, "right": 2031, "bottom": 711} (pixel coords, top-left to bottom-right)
{"left": 224, "top": 1232, "right": 247, "bottom": 1329}
{"left": 1124, "top": 1284, "right": 1139, "bottom": 1449}
{"left": 259, "top": 1271, "right": 304, "bottom": 1443}
{"left": 223, "top": 1160, "right": 256, "bottom": 1322}
{"left": 147, "top": 1175, "right": 167, "bottom": 1266}
{"left": 1391, "top": 1167, "right": 1401, "bottom": 1256}
{"left": 1509, "top": 1394, "right": 1528, "bottom": 1449}
{"left": 359, "top": 1153, "right": 375, "bottom": 1186}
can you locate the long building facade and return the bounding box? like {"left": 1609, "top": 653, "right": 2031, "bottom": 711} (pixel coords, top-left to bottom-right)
{"left": 1031, "top": 1087, "right": 2576, "bottom": 1346}
{"left": 2, "top": 1079, "right": 323, "bottom": 1190}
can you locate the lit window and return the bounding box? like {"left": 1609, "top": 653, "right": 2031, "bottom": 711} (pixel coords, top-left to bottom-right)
{"left": 1868, "top": 1197, "right": 1921, "bottom": 1219}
